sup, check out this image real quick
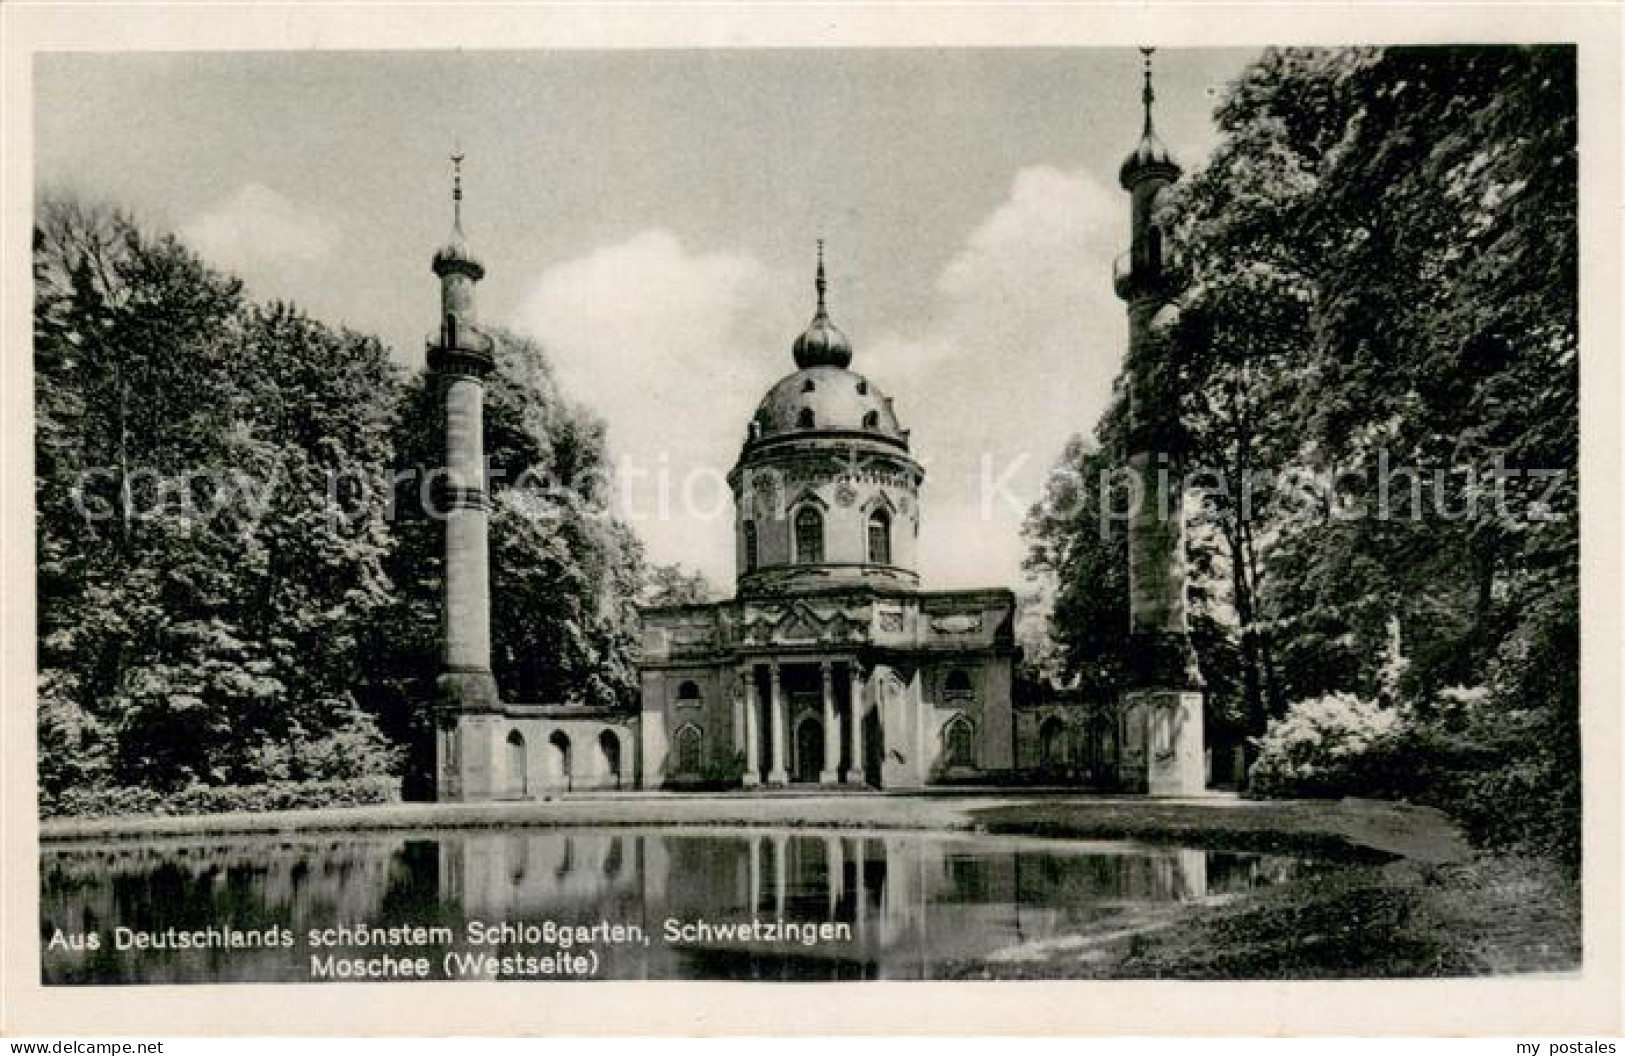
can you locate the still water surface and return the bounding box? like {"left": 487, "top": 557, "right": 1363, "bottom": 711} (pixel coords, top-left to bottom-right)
{"left": 42, "top": 827, "right": 1332, "bottom": 982}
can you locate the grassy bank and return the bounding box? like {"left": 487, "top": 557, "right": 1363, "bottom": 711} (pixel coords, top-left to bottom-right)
{"left": 948, "top": 854, "right": 1581, "bottom": 979}
{"left": 955, "top": 800, "right": 1576, "bottom": 978}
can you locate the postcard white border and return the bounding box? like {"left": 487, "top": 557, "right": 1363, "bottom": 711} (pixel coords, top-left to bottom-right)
{"left": 2, "top": 2, "right": 1619, "bottom": 1037}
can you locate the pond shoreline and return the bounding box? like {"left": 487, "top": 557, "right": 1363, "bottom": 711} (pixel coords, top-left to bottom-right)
{"left": 37, "top": 791, "right": 1469, "bottom": 863}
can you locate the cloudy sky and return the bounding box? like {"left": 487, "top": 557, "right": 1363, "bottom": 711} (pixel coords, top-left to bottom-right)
{"left": 36, "top": 48, "right": 1255, "bottom": 591}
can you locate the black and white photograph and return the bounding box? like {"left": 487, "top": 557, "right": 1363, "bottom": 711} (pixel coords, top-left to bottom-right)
{"left": 3, "top": 1, "right": 1620, "bottom": 1039}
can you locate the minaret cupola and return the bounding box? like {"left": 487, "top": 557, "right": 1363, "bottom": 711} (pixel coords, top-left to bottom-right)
{"left": 428, "top": 152, "right": 493, "bottom": 371}
{"left": 433, "top": 151, "right": 485, "bottom": 280}
{"left": 1119, "top": 47, "right": 1182, "bottom": 189}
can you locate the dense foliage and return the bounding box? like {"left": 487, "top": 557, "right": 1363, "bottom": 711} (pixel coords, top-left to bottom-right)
{"left": 1025, "top": 46, "right": 1579, "bottom": 859}
{"left": 48, "top": 777, "right": 401, "bottom": 820}
{"left": 35, "top": 198, "right": 649, "bottom": 815}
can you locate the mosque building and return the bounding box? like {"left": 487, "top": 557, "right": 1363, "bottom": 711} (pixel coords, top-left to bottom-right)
{"left": 636, "top": 243, "right": 1019, "bottom": 790}
{"left": 429, "top": 55, "right": 1204, "bottom": 799}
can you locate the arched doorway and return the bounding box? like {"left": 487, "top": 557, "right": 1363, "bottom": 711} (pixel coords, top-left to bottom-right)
{"left": 505, "top": 730, "right": 528, "bottom": 799}
{"left": 675, "top": 724, "right": 703, "bottom": 777}
{"left": 598, "top": 730, "right": 622, "bottom": 789}
{"left": 795, "top": 717, "right": 823, "bottom": 784}
{"left": 549, "top": 731, "right": 572, "bottom": 792}
{"left": 943, "top": 716, "right": 976, "bottom": 770}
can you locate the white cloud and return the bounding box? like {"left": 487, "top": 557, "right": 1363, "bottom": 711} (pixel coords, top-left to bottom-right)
{"left": 181, "top": 183, "right": 336, "bottom": 271}
{"left": 872, "top": 165, "right": 1128, "bottom": 589}
{"left": 518, "top": 230, "right": 779, "bottom": 588}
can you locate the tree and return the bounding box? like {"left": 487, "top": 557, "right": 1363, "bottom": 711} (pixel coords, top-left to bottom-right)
{"left": 641, "top": 563, "right": 714, "bottom": 607}
{"left": 34, "top": 195, "right": 403, "bottom": 799}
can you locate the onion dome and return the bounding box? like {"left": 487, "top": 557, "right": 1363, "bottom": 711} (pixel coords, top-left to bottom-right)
{"left": 1119, "top": 48, "right": 1183, "bottom": 189}
{"left": 432, "top": 152, "right": 485, "bottom": 279}
{"left": 791, "top": 241, "right": 852, "bottom": 369}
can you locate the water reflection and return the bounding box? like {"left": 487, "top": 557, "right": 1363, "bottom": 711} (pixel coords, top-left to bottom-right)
{"left": 41, "top": 829, "right": 1324, "bottom": 983}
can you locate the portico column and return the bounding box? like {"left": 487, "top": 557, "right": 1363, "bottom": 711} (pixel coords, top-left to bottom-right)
{"left": 819, "top": 661, "right": 840, "bottom": 784}
{"left": 741, "top": 667, "right": 760, "bottom": 787}
{"left": 768, "top": 662, "right": 788, "bottom": 785}
{"left": 845, "top": 663, "right": 866, "bottom": 785}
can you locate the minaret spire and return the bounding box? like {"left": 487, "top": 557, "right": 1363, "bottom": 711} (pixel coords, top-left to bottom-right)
{"left": 450, "top": 149, "right": 466, "bottom": 235}
{"left": 815, "top": 238, "right": 827, "bottom": 315}
{"left": 1140, "top": 47, "right": 1157, "bottom": 135}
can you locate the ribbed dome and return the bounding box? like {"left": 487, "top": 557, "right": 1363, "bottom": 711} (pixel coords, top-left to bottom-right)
{"left": 750, "top": 366, "right": 905, "bottom": 444}
{"left": 1118, "top": 127, "right": 1181, "bottom": 189}
{"left": 432, "top": 228, "right": 485, "bottom": 278}
{"left": 1120, "top": 51, "right": 1182, "bottom": 189}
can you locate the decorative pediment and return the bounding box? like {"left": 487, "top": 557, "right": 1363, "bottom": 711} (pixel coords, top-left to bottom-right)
{"left": 738, "top": 607, "right": 779, "bottom": 646}
{"left": 774, "top": 604, "right": 825, "bottom": 644}
{"left": 861, "top": 491, "right": 898, "bottom": 516}
{"left": 787, "top": 487, "right": 829, "bottom": 512}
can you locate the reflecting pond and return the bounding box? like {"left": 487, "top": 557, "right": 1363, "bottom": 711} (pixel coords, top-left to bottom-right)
{"left": 41, "top": 827, "right": 1336, "bottom": 982}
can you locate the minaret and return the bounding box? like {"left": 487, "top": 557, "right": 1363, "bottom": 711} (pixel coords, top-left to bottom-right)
{"left": 1113, "top": 48, "right": 1205, "bottom": 794}
{"left": 428, "top": 153, "right": 501, "bottom": 800}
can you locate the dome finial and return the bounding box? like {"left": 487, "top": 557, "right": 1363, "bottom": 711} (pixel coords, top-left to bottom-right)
{"left": 450, "top": 146, "right": 466, "bottom": 235}
{"left": 791, "top": 239, "right": 852, "bottom": 369}
{"left": 1140, "top": 46, "right": 1157, "bottom": 135}
{"left": 815, "top": 238, "right": 827, "bottom": 315}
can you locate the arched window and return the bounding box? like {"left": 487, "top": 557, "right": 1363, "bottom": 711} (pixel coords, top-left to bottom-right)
{"left": 867, "top": 508, "right": 891, "bottom": 565}
{"left": 796, "top": 407, "right": 815, "bottom": 429}
{"left": 677, "top": 680, "right": 702, "bottom": 706}
{"left": 856, "top": 379, "right": 868, "bottom": 395}
{"left": 802, "top": 377, "right": 816, "bottom": 393}
{"left": 505, "top": 730, "right": 528, "bottom": 798}
{"left": 549, "top": 731, "right": 573, "bottom": 788}
{"left": 743, "top": 521, "right": 758, "bottom": 572}
{"left": 1152, "top": 708, "right": 1173, "bottom": 756}
{"left": 944, "top": 717, "right": 976, "bottom": 769}
{"left": 795, "top": 507, "right": 824, "bottom": 564}
{"left": 676, "top": 724, "right": 703, "bottom": 775}
{"left": 599, "top": 730, "right": 622, "bottom": 787}
{"left": 944, "top": 668, "right": 973, "bottom": 697}
{"left": 862, "top": 409, "right": 879, "bottom": 430}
